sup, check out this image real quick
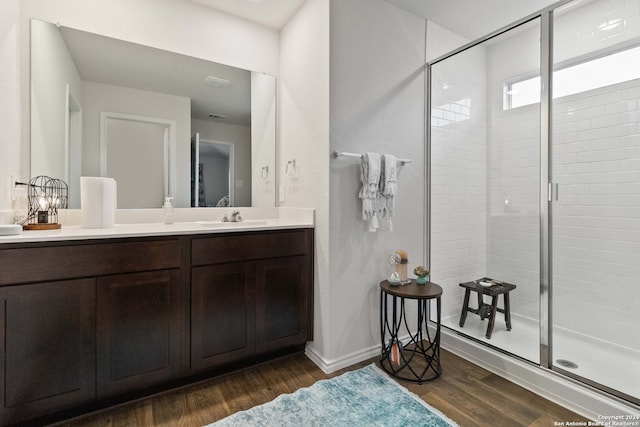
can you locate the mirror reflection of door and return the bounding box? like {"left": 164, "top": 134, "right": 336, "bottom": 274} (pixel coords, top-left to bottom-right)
{"left": 191, "top": 133, "right": 234, "bottom": 207}
{"left": 101, "top": 112, "right": 176, "bottom": 209}
{"left": 191, "top": 133, "right": 200, "bottom": 207}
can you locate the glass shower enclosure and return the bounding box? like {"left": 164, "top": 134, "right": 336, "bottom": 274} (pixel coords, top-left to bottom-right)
{"left": 428, "top": 0, "right": 640, "bottom": 405}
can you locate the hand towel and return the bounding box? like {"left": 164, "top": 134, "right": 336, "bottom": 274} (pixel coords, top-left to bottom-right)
{"left": 359, "top": 152, "right": 381, "bottom": 231}
{"left": 380, "top": 154, "right": 397, "bottom": 231}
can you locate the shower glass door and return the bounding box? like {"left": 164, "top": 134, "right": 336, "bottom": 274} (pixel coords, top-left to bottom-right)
{"left": 429, "top": 18, "right": 542, "bottom": 363}
{"left": 551, "top": 0, "right": 640, "bottom": 403}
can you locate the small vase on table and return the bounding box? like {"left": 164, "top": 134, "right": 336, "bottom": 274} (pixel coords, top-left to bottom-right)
{"left": 414, "top": 266, "right": 430, "bottom": 285}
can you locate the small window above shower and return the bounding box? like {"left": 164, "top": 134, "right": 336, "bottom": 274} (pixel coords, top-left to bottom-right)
{"left": 504, "top": 43, "right": 640, "bottom": 110}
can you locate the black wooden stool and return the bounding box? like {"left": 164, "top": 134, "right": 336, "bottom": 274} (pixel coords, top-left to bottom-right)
{"left": 459, "top": 278, "right": 516, "bottom": 339}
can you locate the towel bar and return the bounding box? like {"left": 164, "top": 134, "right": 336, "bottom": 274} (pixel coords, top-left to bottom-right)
{"left": 331, "top": 150, "right": 412, "bottom": 165}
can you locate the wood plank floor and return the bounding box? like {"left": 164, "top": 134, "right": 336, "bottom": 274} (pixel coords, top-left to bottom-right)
{"left": 57, "top": 349, "right": 589, "bottom": 427}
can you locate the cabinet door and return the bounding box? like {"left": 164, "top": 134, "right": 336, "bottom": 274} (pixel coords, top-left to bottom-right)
{"left": 0, "top": 279, "right": 95, "bottom": 425}
{"left": 97, "top": 270, "right": 182, "bottom": 397}
{"left": 256, "top": 256, "right": 310, "bottom": 353}
{"left": 191, "top": 262, "right": 256, "bottom": 371}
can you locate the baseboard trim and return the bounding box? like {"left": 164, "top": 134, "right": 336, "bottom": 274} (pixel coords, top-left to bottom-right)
{"left": 305, "top": 334, "right": 413, "bottom": 374}
{"left": 440, "top": 328, "right": 639, "bottom": 421}
{"left": 305, "top": 344, "right": 379, "bottom": 374}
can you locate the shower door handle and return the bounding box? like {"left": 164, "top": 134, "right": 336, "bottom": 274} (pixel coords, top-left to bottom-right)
{"left": 548, "top": 183, "right": 558, "bottom": 202}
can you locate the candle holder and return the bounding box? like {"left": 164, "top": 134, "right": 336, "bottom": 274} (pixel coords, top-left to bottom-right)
{"left": 24, "top": 176, "right": 68, "bottom": 230}
{"left": 387, "top": 250, "right": 410, "bottom": 286}
{"left": 394, "top": 250, "right": 409, "bottom": 283}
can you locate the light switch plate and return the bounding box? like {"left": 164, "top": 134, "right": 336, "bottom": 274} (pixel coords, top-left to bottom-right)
{"left": 279, "top": 184, "right": 285, "bottom": 203}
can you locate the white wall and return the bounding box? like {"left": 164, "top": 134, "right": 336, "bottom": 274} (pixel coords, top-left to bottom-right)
{"left": 0, "top": 0, "right": 22, "bottom": 223}
{"left": 30, "top": 18, "right": 82, "bottom": 182}
{"left": 279, "top": 0, "right": 331, "bottom": 362}
{"left": 391, "top": 0, "right": 561, "bottom": 41}
{"left": 251, "top": 72, "right": 276, "bottom": 207}
{"left": 192, "top": 119, "right": 252, "bottom": 207}
{"left": 426, "top": 20, "right": 468, "bottom": 62}
{"left": 323, "top": 0, "right": 426, "bottom": 369}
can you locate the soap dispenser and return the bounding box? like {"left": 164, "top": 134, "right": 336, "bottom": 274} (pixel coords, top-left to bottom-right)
{"left": 163, "top": 197, "right": 174, "bottom": 224}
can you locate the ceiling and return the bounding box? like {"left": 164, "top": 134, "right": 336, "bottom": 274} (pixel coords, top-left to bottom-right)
{"left": 60, "top": 26, "right": 251, "bottom": 125}
{"left": 183, "top": 0, "right": 568, "bottom": 43}
{"left": 388, "top": 0, "right": 560, "bottom": 41}
{"left": 186, "top": 0, "right": 306, "bottom": 30}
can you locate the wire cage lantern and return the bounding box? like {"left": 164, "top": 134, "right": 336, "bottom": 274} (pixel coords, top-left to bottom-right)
{"left": 24, "top": 176, "right": 68, "bottom": 230}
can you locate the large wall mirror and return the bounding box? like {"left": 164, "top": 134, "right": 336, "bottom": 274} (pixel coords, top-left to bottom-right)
{"left": 30, "top": 19, "right": 276, "bottom": 209}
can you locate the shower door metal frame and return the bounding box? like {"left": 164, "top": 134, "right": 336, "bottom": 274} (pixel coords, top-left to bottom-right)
{"left": 426, "top": 4, "right": 563, "bottom": 372}
{"left": 539, "top": 10, "right": 553, "bottom": 371}
{"left": 425, "top": 0, "right": 639, "bottom": 407}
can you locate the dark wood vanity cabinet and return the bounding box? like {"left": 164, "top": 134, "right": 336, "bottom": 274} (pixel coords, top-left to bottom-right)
{"left": 0, "top": 228, "right": 313, "bottom": 425}
{"left": 0, "top": 238, "right": 183, "bottom": 424}
{"left": 96, "top": 269, "right": 183, "bottom": 397}
{"left": 0, "top": 279, "right": 96, "bottom": 424}
{"left": 190, "top": 229, "right": 313, "bottom": 372}
{"left": 191, "top": 262, "right": 257, "bottom": 370}
{"left": 256, "top": 255, "right": 310, "bottom": 353}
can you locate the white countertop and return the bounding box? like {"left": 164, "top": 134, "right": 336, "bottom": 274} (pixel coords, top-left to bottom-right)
{"left": 0, "top": 207, "right": 314, "bottom": 245}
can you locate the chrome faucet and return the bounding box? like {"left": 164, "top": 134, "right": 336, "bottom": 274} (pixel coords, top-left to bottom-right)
{"left": 222, "top": 210, "right": 243, "bottom": 223}
{"left": 230, "top": 210, "right": 242, "bottom": 222}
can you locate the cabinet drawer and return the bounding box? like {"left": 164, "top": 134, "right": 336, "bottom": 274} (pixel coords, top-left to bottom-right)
{"left": 191, "top": 230, "right": 310, "bottom": 266}
{"left": 0, "top": 239, "right": 181, "bottom": 285}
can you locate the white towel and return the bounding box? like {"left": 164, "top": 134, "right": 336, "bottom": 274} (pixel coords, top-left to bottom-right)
{"left": 380, "top": 154, "right": 397, "bottom": 230}
{"left": 359, "top": 152, "right": 381, "bottom": 231}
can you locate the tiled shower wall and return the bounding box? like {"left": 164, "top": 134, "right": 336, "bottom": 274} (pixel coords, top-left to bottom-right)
{"left": 431, "top": 21, "right": 542, "bottom": 324}
{"left": 551, "top": 0, "right": 640, "bottom": 352}
{"left": 552, "top": 79, "right": 640, "bottom": 351}
{"left": 430, "top": 46, "right": 487, "bottom": 321}
{"left": 485, "top": 20, "right": 541, "bottom": 322}
{"left": 431, "top": 1, "right": 639, "bottom": 354}
{"left": 485, "top": 103, "right": 541, "bottom": 321}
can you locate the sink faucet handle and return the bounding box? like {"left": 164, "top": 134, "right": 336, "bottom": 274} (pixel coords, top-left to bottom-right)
{"left": 230, "top": 210, "right": 242, "bottom": 222}
{"left": 221, "top": 213, "right": 229, "bottom": 222}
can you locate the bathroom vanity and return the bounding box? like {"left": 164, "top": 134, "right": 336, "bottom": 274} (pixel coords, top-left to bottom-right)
{"left": 0, "top": 219, "right": 313, "bottom": 424}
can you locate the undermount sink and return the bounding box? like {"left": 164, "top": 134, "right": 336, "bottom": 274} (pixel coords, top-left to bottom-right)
{"left": 0, "top": 224, "right": 22, "bottom": 236}
{"left": 195, "top": 220, "right": 269, "bottom": 228}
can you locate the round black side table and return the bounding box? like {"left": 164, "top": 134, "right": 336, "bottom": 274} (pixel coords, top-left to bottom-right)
{"left": 379, "top": 279, "right": 443, "bottom": 383}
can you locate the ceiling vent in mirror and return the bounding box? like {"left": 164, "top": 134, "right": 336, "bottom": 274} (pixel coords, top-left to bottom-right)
{"left": 203, "top": 75, "right": 232, "bottom": 88}
{"left": 208, "top": 113, "right": 228, "bottom": 120}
